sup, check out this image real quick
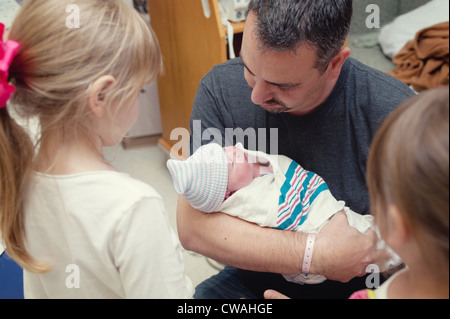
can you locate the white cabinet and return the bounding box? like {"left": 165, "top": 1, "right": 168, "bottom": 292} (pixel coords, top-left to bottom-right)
{"left": 123, "top": 0, "right": 162, "bottom": 138}
{"left": 128, "top": 81, "right": 163, "bottom": 138}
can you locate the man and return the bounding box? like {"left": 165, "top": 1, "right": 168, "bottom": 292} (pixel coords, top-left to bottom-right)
{"left": 177, "top": 0, "right": 415, "bottom": 299}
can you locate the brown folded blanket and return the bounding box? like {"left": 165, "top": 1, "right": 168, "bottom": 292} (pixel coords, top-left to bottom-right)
{"left": 387, "top": 22, "right": 449, "bottom": 92}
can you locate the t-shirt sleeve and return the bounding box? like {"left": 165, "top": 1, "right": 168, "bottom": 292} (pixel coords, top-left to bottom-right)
{"left": 355, "top": 61, "right": 416, "bottom": 138}
{"left": 190, "top": 72, "right": 228, "bottom": 154}
{"left": 112, "top": 197, "right": 194, "bottom": 299}
{"left": 190, "top": 59, "right": 258, "bottom": 154}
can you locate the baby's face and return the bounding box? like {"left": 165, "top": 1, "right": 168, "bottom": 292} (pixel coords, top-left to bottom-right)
{"left": 224, "top": 146, "right": 255, "bottom": 193}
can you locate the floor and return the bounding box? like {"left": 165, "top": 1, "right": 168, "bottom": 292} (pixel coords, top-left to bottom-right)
{"left": 103, "top": 136, "right": 222, "bottom": 288}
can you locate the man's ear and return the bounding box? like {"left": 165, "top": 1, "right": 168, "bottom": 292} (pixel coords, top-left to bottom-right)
{"left": 88, "top": 75, "right": 116, "bottom": 118}
{"left": 325, "top": 47, "right": 351, "bottom": 81}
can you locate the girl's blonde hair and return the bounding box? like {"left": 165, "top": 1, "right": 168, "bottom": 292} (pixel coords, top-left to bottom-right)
{"left": 368, "top": 87, "right": 449, "bottom": 280}
{"left": 0, "top": 0, "right": 163, "bottom": 272}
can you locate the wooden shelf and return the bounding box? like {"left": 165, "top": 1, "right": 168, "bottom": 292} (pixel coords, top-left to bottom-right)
{"left": 226, "top": 21, "right": 246, "bottom": 34}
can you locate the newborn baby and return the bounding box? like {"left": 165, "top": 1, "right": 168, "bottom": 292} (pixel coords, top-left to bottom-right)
{"left": 167, "top": 143, "right": 401, "bottom": 284}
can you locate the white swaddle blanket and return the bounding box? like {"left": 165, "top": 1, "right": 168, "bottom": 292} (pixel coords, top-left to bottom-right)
{"left": 219, "top": 144, "right": 401, "bottom": 284}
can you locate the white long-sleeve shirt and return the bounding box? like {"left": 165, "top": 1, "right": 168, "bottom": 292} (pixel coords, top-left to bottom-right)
{"left": 23, "top": 171, "right": 194, "bottom": 299}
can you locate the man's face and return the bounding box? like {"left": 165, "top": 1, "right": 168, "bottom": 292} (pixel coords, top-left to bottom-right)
{"left": 240, "top": 12, "right": 336, "bottom": 116}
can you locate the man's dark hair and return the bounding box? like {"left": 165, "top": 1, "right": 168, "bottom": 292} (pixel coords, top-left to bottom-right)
{"left": 248, "top": 0, "right": 353, "bottom": 73}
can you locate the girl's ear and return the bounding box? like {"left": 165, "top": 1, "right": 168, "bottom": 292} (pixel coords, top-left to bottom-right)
{"left": 88, "top": 75, "right": 116, "bottom": 118}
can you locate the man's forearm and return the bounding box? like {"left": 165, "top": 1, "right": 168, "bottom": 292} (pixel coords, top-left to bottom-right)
{"left": 177, "top": 196, "right": 308, "bottom": 275}
{"left": 177, "top": 196, "right": 381, "bottom": 282}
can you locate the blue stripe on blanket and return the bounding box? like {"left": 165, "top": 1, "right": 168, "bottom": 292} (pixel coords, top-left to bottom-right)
{"left": 276, "top": 161, "right": 329, "bottom": 230}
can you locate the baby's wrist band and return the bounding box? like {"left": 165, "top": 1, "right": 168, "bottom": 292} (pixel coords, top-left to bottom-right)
{"left": 299, "top": 233, "right": 316, "bottom": 284}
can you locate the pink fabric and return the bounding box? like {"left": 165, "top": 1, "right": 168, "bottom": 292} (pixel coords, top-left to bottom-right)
{"left": 349, "top": 289, "right": 377, "bottom": 299}
{"left": 0, "top": 23, "right": 20, "bottom": 108}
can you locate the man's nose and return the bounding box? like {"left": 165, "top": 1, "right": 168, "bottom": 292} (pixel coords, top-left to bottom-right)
{"left": 251, "top": 80, "right": 275, "bottom": 105}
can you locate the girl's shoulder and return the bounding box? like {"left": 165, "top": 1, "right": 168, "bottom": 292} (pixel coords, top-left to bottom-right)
{"left": 33, "top": 171, "right": 163, "bottom": 207}
{"left": 349, "top": 268, "right": 409, "bottom": 299}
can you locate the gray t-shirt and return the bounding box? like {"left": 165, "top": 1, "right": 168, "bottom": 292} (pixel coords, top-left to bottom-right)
{"left": 190, "top": 57, "right": 414, "bottom": 298}
{"left": 191, "top": 57, "right": 414, "bottom": 214}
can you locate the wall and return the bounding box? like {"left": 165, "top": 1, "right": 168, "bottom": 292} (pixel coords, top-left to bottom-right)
{"left": 350, "top": 0, "right": 431, "bottom": 35}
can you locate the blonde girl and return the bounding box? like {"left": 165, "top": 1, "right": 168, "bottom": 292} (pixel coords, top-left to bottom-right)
{"left": 0, "top": 0, "right": 193, "bottom": 298}
{"left": 351, "top": 87, "right": 449, "bottom": 299}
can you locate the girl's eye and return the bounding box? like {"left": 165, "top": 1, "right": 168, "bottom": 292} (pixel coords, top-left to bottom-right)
{"left": 140, "top": 89, "right": 146, "bottom": 94}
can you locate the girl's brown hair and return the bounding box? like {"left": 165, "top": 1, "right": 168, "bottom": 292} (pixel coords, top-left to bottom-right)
{"left": 1, "top": 0, "right": 163, "bottom": 272}
{"left": 367, "top": 87, "right": 449, "bottom": 279}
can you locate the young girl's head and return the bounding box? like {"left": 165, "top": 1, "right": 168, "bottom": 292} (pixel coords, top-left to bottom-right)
{"left": 368, "top": 87, "right": 449, "bottom": 282}
{"left": 8, "top": 0, "right": 163, "bottom": 149}
{"left": 0, "top": 0, "right": 163, "bottom": 272}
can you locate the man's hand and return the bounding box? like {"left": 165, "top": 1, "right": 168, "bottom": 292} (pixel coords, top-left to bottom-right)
{"left": 178, "top": 196, "right": 390, "bottom": 282}
{"left": 313, "top": 211, "right": 391, "bottom": 283}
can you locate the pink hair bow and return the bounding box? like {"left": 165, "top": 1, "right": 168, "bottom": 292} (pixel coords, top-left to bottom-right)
{"left": 0, "top": 23, "right": 20, "bottom": 109}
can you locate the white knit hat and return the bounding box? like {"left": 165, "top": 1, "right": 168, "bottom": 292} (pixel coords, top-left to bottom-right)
{"left": 166, "top": 143, "right": 229, "bottom": 213}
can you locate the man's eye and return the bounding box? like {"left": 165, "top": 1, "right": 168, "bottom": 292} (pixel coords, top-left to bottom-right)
{"left": 279, "top": 86, "right": 294, "bottom": 92}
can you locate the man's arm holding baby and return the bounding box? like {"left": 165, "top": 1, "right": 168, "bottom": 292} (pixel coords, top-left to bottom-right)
{"left": 177, "top": 196, "right": 385, "bottom": 283}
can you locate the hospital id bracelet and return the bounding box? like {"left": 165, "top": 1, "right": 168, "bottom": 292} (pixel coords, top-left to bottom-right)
{"left": 300, "top": 233, "right": 316, "bottom": 283}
